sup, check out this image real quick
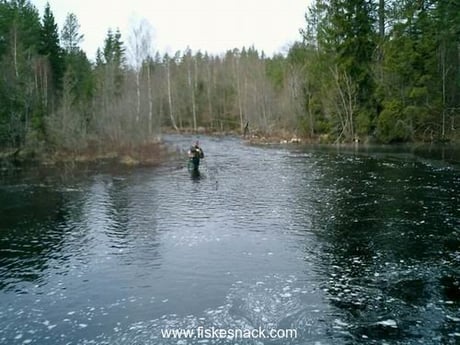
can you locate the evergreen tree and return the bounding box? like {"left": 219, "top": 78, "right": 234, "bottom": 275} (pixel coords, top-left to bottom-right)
{"left": 39, "top": 2, "right": 64, "bottom": 93}
{"left": 61, "top": 12, "right": 83, "bottom": 54}
{"left": 102, "top": 28, "right": 125, "bottom": 67}
{"left": 95, "top": 48, "right": 104, "bottom": 67}
{"left": 60, "top": 11, "right": 92, "bottom": 104}
{"left": 375, "top": 0, "right": 458, "bottom": 142}
{"left": 0, "top": 0, "right": 42, "bottom": 147}
{"left": 433, "top": 0, "right": 460, "bottom": 139}
{"left": 100, "top": 28, "right": 125, "bottom": 96}
{"left": 325, "top": 0, "right": 377, "bottom": 136}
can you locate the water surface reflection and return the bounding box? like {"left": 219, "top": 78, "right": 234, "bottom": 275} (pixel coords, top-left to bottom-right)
{"left": 0, "top": 137, "right": 459, "bottom": 344}
{"left": 304, "top": 150, "right": 460, "bottom": 344}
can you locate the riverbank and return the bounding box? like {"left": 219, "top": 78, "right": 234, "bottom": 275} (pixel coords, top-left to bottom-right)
{"left": 0, "top": 140, "right": 172, "bottom": 173}
{"left": 244, "top": 131, "right": 460, "bottom": 146}
{"left": 2, "top": 128, "right": 458, "bottom": 172}
{"left": 162, "top": 127, "right": 305, "bottom": 144}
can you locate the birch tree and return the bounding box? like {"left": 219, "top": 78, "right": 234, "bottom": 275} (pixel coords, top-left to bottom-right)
{"left": 128, "top": 19, "right": 153, "bottom": 125}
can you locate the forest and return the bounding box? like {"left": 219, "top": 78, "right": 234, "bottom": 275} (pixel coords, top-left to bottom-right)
{"left": 0, "top": 0, "right": 459, "bottom": 160}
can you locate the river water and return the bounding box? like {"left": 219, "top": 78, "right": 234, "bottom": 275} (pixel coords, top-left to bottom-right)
{"left": 0, "top": 135, "right": 459, "bottom": 345}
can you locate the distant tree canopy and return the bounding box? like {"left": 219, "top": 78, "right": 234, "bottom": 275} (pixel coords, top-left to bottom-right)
{"left": 0, "top": 0, "right": 458, "bottom": 154}
{"left": 301, "top": 0, "right": 460, "bottom": 143}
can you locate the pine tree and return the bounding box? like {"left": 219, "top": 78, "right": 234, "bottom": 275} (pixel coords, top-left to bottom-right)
{"left": 60, "top": 12, "right": 92, "bottom": 105}
{"left": 39, "top": 2, "right": 64, "bottom": 91}
{"left": 333, "top": 0, "right": 376, "bottom": 130}
{"left": 61, "top": 13, "right": 83, "bottom": 54}
{"left": 101, "top": 28, "right": 125, "bottom": 96}
{"left": 0, "top": 0, "right": 42, "bottom": 146}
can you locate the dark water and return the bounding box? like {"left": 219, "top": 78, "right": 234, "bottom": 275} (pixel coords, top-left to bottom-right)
{"left": 0, "top": 136, "right": 459, "bottom": 345}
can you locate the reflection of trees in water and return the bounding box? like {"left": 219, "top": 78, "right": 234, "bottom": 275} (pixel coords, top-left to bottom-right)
{"left": 0, "top": 172, "right": 165, "bottom": 293}
{"left": 298, "top": 151, "right": 460, "bottom": 343}
{"left": 0, "top": 186, "right": 71, "bottom": 291}
{"left": 82, "top": 175, "right": 162, "bottom": 267}
{"left": 111, "top": 175, "right": 162, "bottom": 266}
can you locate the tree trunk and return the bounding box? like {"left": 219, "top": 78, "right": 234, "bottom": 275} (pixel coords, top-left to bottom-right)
{"left": 235, "top": 57, "right": 244, "bottom": 133}
{"left": 331, "top": 66, "right": 356, "bottom": 142}
{"left": 13, "top": 26, "right": 19, "bottom": 79}
{"left": 147, "top": 62, "right": 153, "bottom": 136}
{"left": 136, "top": 71, "right": 140, "bottom": 123}
{"left": 379, "top": 0, "right": 385, "bottom": 38}
{"left": 166, "top": 60, "right": 178, "bottom": 131}
{"left": 187, "top": 58, "right": 197, "bottom": 131}
{"left": 206, "top": 63, "right": 213, "bottom": 127}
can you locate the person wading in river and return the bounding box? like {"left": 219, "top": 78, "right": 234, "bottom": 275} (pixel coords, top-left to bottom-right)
{"left": 188, "top": 140, "right": 204, "bottom": 171}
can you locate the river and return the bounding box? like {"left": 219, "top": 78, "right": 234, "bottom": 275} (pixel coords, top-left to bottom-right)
{"left": 0, "top": 135, "right": 459, "bottom": 344}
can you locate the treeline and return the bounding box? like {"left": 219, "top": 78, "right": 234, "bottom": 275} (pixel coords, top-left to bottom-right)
{"left": 0, "top": 0, "right": 459, "bottom": 156}
{"left": 0, "top": 0, "right": 150, "bottom": 153}
{"left": 300, "top": 0, "right": 460, "bottom": 143}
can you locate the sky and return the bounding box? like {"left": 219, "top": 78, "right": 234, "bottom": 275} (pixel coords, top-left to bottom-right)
{"left": 31, "top": 0, "right": 311, "bottom": 61}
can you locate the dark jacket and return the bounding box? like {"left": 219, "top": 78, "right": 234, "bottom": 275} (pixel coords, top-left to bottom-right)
{"left": 190, "top": 145, "right": 204, "bottom": 159}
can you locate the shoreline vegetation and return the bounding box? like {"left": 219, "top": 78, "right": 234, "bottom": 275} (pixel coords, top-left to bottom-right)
{"left": 1, "top": 126, "right": 459, "bottom": 173}
{"left": 0, "top": 140, "right": 168, "bottom": 168}
{"left": 0, "top": 1, "right": 458, "bottom": 172}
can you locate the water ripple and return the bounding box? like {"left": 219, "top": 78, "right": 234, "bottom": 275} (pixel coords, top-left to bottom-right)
{"left": 1, "top": 136, "right": 459, "bottom": 344}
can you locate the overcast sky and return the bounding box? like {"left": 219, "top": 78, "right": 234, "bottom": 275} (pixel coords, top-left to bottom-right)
{"left": 31, "top": 0, "right": 310, "bottom": 60}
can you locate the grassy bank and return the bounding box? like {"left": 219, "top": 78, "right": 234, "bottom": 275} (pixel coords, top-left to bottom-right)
{"left": 0, "top": 140, "right": 171, "bottom": 173}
